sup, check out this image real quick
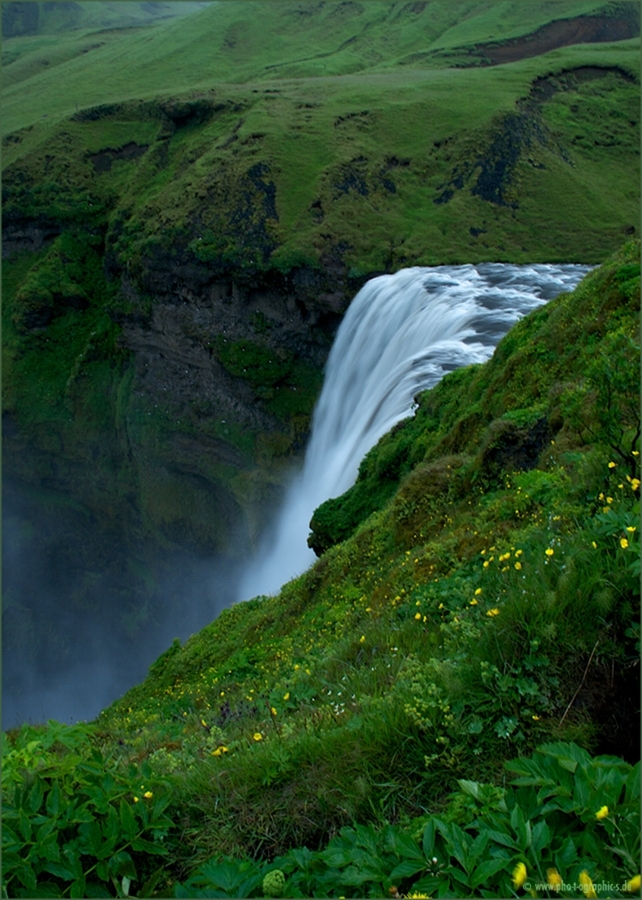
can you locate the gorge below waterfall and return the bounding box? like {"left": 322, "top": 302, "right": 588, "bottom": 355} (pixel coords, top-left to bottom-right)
{"left": 239, "top": 262, "right": 591, "bottom": 601}
{"left": 3, "top": 262, "right": 592, "bottom": 729}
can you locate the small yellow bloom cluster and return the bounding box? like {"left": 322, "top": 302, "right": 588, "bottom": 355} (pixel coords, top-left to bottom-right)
{"left": 486, "top": 608, "right": 500, "bottom": 617}
{"left": 512, "top": 862, "right": 528, "bottom": 889}
{"left": 547, "top": 868, "right": 563, "bottom": 891}
{"left": 579, "top": 870, "right": 597, "bottom": 898}
{"left": 211, "top": 746, "right": 229, "bottom": 756}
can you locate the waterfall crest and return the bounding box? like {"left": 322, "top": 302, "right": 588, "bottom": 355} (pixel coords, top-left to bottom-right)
{"left": 238, "top": 262, "right": 590, "bottom": 601}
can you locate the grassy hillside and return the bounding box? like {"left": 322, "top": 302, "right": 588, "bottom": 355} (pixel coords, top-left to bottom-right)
{"left": 2, "top": 1, "right": 639, "bottom": 135}
{"left": 2, "top": 0, "right": 639, "bottom": 742}
{"left": 3, "top": 242, "right": 639, "bottom": 898}
{"left": 1, "top": 1, "right": 208, "bottom": 38}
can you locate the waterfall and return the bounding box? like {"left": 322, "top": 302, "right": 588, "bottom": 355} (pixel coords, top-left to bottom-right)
{"left": 238, "top": 262, "right": 591, "bottom": 601}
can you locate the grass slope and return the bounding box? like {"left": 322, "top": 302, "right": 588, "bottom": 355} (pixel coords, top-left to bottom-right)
{"left": 2, "top": 0, "right": 637, "bottom": 135}
{"left": 1, "top": 1, "right": 208, "bottom": 38}
{"left": 3, "top": 242, "right": 638, "bottom": 898}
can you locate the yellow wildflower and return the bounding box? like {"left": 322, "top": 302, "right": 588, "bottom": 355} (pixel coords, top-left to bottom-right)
{"left": 486, "top": 608, "right": 500, "bottom": 617}
{"left": 211, "top": 746, "right": 228, "bottom": 756}
{"left": 512, "top": 862, "right": 528, "bottom": 889}
{"left": 626, "top": 526, "right": 636, "bottom": 532}
{"left": 625, "top": 875, "right": 641, "bottom": 892}
{"left": 515, "top": 562, "right": 522, "bottom": 570}
{"left": 607, "top": 496, "right": 614, "bottom": 503}
{"left": 545, "top": 548, "right": 554, "bottom": 556}
{"left": 632, "top": 478, "right": 641, "bottom": 490}
{"left": 360, "top": 635, "right": 366, "bottom": 643}
{"left": 515, "top": 549, "right": 523, "bottom": 557}
{"left": 415, "top": 612, "right": 422, "bottom": 620}
{"left": 592, "top": 541, "right": 597, "bottom": 549}
{"left": 144, "top": 791, "right": 153, "bottom": 799}
{"left": 133, "top": 796, "right": 139, "bottom": 803}
{"left": 470, "top": 599, "right": 478, "bottom": 605}
{"left": 475, "top": 587, "right": 483, "bottom": 595}
{"left": 633, "top": 450, "right": 640, "bottom": 456}
{"left": 547, "top": 869, "right": 563, "bottom": 891}
{"left": 621, "top": 538, "right": 629, "bottom": 549}
{"left": 271, "top": 707, "right": 277, "bottom": 716}
{"left": 595, "top": 805, "right": 609, "bottom": 820}
{"left": 283, "top": 692, "right": 290, "bottom": 700}
{"left": 579, "top": 870, "right": 596, "bottom": 898}
{"left": 608, "top": 461, "right": 616, "bottom": 468}
{"left": 253, "top": 732, "right": 263, "bottom": 741}
{"left": 532, "top": 715, "right": 540, "bottom": 721}
{"left": 483, "top": 561, "right": 490, "bottom": 568}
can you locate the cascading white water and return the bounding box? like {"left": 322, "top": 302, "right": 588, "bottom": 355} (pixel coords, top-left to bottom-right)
{"left": 238, "top": 262, "right": 591, "bottom": 600}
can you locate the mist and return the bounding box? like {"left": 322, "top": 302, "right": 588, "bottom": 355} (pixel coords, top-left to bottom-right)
{"left": 2, "top": 476, "right": 245, "bottom": 730}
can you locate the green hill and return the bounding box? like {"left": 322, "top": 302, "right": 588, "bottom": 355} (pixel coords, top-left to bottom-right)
{"left": 3, "top": 241, "right": 639, "bottom": 897}
{"left": 1, "top": 1, "right": 209, "bottom": 38}
{"left": 2, "top": 3, "right": 641, "bottom": 893}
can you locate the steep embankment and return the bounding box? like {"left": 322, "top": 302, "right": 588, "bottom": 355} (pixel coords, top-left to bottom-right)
{"left": 2, "top": 1, "right": 639, "bottom": 719}
{"left": 3, "top": 242, "right": 635, "bottom": 898}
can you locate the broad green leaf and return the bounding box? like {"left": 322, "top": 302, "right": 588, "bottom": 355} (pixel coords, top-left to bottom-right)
{"left": 109, "top": 850, "right": 137, "bottom": 879}
{"left": 484, "top": 828, "right": 519, "bottom": 851}
{"left": 70, "top": 874, "right": 86, "bottom": 899}
{"left": 531, "top": 820, "right": 552, "bottom": 854}
{"left": 390, "top": 859, "right": 427, "bottom": 880}
{"left": 319, "top": 849, "right": 353, "bottom": 868}
{"left": 555, "top": 836, "right": 577, "bottom": 870}
{"left": 97, "top": 859, "right": 110, "bottom": 881}
{"left": 422, "top": 819, "right": 436, "bottom": 858}
{"left": 449, "top": 865, "right": 472, "bottom": 888}
{"left": 42, "top": 861, "right": 76, "bottom": 881}
{"left": 130, "top": 836, "right": 169, "bottom": 855}
{"left": 104, "top": 805, "right": 120, "bottom": 841}
{"left": 16, "top": 863, "right": 37, "bottom": 890}
{"left": 119, "top": 799, "right": 137, "bottom": 839}
{"left": 457, "top": 780, "right": 483, "bottom": 801}
{"left": 46, "top": 784, "right": 61, "bottom": 818}
{"left": 625, "top": 764, "right": 641, "bottom": 803}
{"left": 468, "top": 830, "right": 490, "bottom": 867}
{"left": 18, "top": 808, "right": 32, "bottom": 842}
{"left": 389, "top": 830, "right": 424, "bottom": 860}
{"left": 29, "top": 779, "right": 44, "bottom": 814}
{"left": 471, "top": 857, "right": 510, "bottom": 889}
{"left": 139, "top": 866, "right": 164, "bottom": 898}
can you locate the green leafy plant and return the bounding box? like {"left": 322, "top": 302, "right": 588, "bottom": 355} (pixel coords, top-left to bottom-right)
{"left": 2, "top": 723, "right": 174, "bottom": 898}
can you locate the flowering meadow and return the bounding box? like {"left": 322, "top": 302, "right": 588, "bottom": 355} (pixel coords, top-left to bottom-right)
{"left": 2, "top": 242, "right": 639, "bottom": 897}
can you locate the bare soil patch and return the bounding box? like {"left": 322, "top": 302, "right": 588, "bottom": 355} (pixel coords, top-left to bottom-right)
{"left": 475, "top": 10, "right": 639, "bottom": 66}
